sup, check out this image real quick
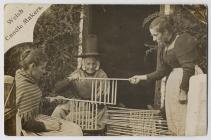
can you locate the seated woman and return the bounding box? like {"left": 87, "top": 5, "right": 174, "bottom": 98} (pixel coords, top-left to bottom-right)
{"left": 51, "top": 35, "right": 108, "bottom": 129}
{"left": 15, "top": 48, "right": 83, "bottom": 136}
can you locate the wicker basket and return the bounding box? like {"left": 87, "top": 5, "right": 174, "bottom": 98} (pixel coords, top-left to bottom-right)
{"left": 104, "top": 106, "right": 172, "bottom": 136}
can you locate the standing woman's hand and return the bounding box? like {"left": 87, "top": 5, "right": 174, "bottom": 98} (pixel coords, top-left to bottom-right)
{"left": 129, "top": 75, "right": 147, "bottom": 84}
{"left": 178, "top": 89, "right": 187, "bottom": 104}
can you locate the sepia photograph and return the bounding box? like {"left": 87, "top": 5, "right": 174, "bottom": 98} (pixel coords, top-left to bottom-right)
{"left": 4, "top": 3, "right": 208, "bottom": 136}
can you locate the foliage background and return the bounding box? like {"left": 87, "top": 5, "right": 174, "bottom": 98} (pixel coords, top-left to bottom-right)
{"left": 33, "top": 5, "right": 82, "bottom": 95}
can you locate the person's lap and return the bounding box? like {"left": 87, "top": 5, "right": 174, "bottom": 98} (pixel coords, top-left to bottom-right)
{"left": 23, "top": 114, "right": 83, "bottom": 136}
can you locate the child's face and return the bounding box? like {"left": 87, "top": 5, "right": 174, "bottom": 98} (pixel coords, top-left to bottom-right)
{"left": 31, "top": 62, "right": 47, "bottom": 81}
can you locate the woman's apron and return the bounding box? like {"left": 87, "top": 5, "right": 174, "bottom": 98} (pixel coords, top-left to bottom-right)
{"left": 165, "top": 66, "right": 203, "bottom": 135}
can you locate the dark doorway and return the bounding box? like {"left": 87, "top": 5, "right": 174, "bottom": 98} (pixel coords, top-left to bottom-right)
{"left": 91, "top": 5, "right": 160, "bottom": 109}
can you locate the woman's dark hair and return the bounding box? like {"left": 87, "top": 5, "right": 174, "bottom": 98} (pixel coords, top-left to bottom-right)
{"left": 20, "top": 48, "right": 47, "bottom": 70}
{"left": 149, "top": 15, "right": 174, "bottom": 33}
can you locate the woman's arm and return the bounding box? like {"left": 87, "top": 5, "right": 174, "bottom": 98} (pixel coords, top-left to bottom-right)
{"left": 54, "top": 79, "right": 72, "bottom": 93}
{"left": 174, "top": 33, "right": 199, "bottom": 92}
{"left": 129, "top": 47, "right": 171, "bottom": 84}
{"left": 129, "top": 62, "right": 171, "bottom": 84}
{"left": 146, "top": 62, "right": 171, "bottom": 81}
{"left": 23, "top": 116, "right": 61, "bottom": 132}
{"left": 22, "top": 119, "right": 47, "bottom": 132}
{"left": 146, "top": 46, "right": 172, "bottom": 81}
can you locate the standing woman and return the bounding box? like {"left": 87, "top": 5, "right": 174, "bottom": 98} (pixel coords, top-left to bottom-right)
{"left": 15, "top": 48, "right": 83, "bottom": 136}
{"left": 129, "top": 16, "right": 201, "bottom": 135}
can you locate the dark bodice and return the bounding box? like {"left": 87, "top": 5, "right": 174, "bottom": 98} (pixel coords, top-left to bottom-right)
{"left": 147, "top": 33, "right": 199, "bottom": 92}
